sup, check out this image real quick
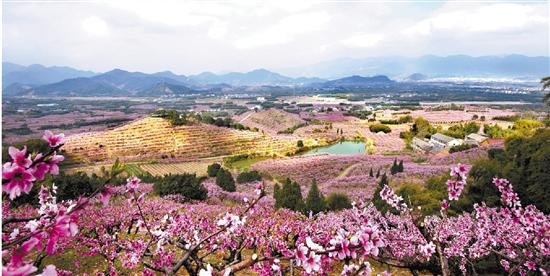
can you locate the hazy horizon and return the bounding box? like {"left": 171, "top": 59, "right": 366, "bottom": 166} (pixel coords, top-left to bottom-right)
{"left": 3, "top": 0, "right": 549, "bottom": 75}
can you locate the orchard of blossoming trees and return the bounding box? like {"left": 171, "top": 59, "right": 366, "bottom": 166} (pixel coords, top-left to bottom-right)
{"left": 2, "top": 131, "right": 549, "bottom": 275}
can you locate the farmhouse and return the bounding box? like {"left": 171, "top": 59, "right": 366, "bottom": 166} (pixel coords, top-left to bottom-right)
{"left": 465, "top": 133, "right": 489, "bottom": 146}
{"left": 430, "top": 133, "right": 463, "bottom": 148}
{"left": 411, "top": 137, "right": 433, "bottom": 153}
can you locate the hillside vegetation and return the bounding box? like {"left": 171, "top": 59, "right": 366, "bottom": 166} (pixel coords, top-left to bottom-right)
{"left": 64, "top": 117, "right": 298, "bottom": 162}
{"left": 237, "top": 109, "right": 305, "bottom": 134}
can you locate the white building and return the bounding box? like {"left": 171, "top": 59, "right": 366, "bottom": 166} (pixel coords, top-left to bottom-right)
{"left": 430, "top": 133, "right": 463, "bottom": 148}
{"left": 465, "top": 133, "right": 488, "bottom": 146}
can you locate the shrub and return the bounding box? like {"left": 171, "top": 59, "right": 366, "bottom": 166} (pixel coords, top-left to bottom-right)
{"left": 449, "top": 144, "right": 478, "bottom": 153}
{"left": 398, "top": 115, "right": 413, "bottom": 124}
{"left": 53, "top": 172, "right": 102, "bottom": 202}
{"left": 153, "top": 173, "right": 207, "bottom": 200}
{"left": 325, "top": 193, "right": 352, "bottom": 211}
{"left": 216, "top": 168, "right": 236, "bottom": 192}
{"left": 236, "top": 170, "right": 262, "bottom": 183}
{"left": 369, "top": 123, "right": 391, "bottom": 133}
{"left": 297, "top": 140, "right": 304, "bottom": 148}
{"left": 379, "top": 119, "right": 399, "bottom": 125}
{"left": 207, "top": 163, "right": 222, "bottom": 177}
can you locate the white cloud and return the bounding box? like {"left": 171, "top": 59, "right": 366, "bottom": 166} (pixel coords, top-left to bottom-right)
{"left": 404, "top": 3, "right": 548, "bottom": 36}
{"left": 342, "top": 33, "right": 383, "bottom": 48}
{"left": 3, "top": 1, "right": 548, "bottom": 74}
{"left": 81, "top": 16, "right": 109, "bottom": 36}
{"left": 233, "top": 11, "right": 330, "bottom": 49}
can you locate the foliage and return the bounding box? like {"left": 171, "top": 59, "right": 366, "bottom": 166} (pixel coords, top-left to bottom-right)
{"left": 492, "top": 115, "right": 521, "bottom": 122}
{"left": 369, "top": 123, "right": 391, "bottom": 133}
{"left": 379, "top": 119, "right": 399, "bottom": 125}
{"left": 398, "top": 115, "right": 413, "bottom": 124}
{"left": 443, "top": 122, "right": 480, "bottom": 138}
{"left": 215, "top": 168, "right": 236, "bottom": 192}
{"left": 344, "top": 110, "right": 372, "bottom": 119}
{"left": 449, "top": 143, "right": 478, "bottom": 153}
{"left": 390, "top": 159, "right": 404, "bottom": 175}
{"left": 153, "top": 173, "right": 208, "bottom": 200}
{"left": 236, "top": 170, "right": 262, "bottom": 183}
{"left": 305, "top": 180, "right": 325, "bottom": 215}
{"left": 297, "top": 140, "right": 304, "bottom": 148}
{"left": 511, "top": 119, "right": 544, "bottom": 136}
{"left": 274, "top": 178, "right": 304, "bottom": 212}
{"left": 483, "top": 123, "right": 508, "bottom": 138}
{"left": 401, "top": 117, "right": 436, "bottom": 144}
{"left": 278, "top": 123, "right": 307, "bottom": 134}
{"left": 463, "top": 128, "right": 550, "bottom": 212}
{"left": 325, "top": 193, "right": 352, "bottom": 211}
{"left": 484, "top": 120, "right": 543, "bottom": 138}
{"left": 207, "top": 163, "right": 221, "bottom": 177}
{"left": 152, "top": 109, "right": 188, "bottom": 126}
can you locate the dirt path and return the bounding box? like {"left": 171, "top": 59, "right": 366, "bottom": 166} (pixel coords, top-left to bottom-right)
{"left": 337, "top": 162, "right": 363, "bottom": 178}
{"left": 238, "top": 111, "right": 254, "bottom": 123}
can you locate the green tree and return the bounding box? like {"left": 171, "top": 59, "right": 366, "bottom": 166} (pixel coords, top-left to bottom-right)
{"left": 273, "top": 183, "right": 282, "bottom": 208}
{"left": 216, "top": 168, "right": 236, "bottom": 192}
{"left": 390, "top": 159, "right": 398, "bottom": 175}
{"left": 154, "top": 173, "right": 208, "bottom": 200}
{"left": 236, "top": 170, "right": 262, "bottom": 183}
{"left": 411, "top": 117, "right": 435, "bottom": 138}
{"left": 325, "top": 193, "right": 352, "bottom": 211}
{"left": 275, "top": 178, "right": 305, "bottom": 211}
{"left": 461, "top": 129, "right": 550, "bottom": 213}
{"left": 380, "top": 173, "right": 388, "bottom": 186}
{"left": 541, "top": 76, "right": 550, "bottom": 106}
{"left": 398, "top": 160, "right": 404, "bottom": 172}
{"left": 207, "top": 163, "right": 222, "bottom": 177}
{"left": 297, "top": 140, "right": 304, "bottom": 148}
{"left": 369, "top": 123, "right": 391, "bottom": 133}
{"left": 398, "top": 115, "right": 413, "bottom": 124}
{"left": 305, "top": 179, "right": 325, "bottom": 215}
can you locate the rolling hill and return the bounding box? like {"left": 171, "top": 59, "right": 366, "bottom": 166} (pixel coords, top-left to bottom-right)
{"left": 64, "top": 117, "right": 299, "bottom": 162}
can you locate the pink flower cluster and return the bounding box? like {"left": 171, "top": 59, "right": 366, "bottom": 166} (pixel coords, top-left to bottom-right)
{"left": 380, "top": 185, "right": 407, "bottom": 211}
{"left": 493, "top": 177, "right": 521, "bottom": 208}
{"left": 446, "top": 163, "right": 468, "bottom": 201}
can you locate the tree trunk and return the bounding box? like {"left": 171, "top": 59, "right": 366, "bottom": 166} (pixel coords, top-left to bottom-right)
{"left": 435, "top": 241, "right": 450, "bottom": 276}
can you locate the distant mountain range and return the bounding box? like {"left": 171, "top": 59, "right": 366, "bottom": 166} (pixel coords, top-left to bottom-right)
{"left": 2, "top": 62, "right": 97, "bottom": 88}
{"left": 281, "top": 54, "right": 550, "bottom": 79}
{"left": 189, "top": 69, "right": 323, "bottom": 86}
{"left": 3, "top": 54, "right": 548, "bottom": 97}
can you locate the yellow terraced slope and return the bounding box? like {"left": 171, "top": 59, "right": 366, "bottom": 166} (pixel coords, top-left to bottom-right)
{"left": 65, "top": 117, "right": 298, "bottom": 162}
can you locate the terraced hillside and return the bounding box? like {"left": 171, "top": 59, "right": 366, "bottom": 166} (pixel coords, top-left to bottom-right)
{"left": 235, "top": 109, "right": 305, "bottom": 134}
{"left": 64, "top": 117, "right": 299, "bottom": 162}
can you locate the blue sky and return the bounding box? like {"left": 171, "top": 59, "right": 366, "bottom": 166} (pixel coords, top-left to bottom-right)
{"left": 3, "top": 0, "right": 548, "bottom": 74}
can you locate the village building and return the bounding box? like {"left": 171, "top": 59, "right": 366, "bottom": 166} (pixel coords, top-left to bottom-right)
{"left": 464, "top": 133, "right": 489, "bottom": 146}
{"left": 430, "top": 133, "right": 463, "bottom": 148}
{"left": 411, "top": 137, "right": 433, "bottom": 153}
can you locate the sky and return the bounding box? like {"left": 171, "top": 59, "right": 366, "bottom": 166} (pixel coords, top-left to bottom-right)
{"left": 2, "top": 0, "right": 549, "bottom": 75}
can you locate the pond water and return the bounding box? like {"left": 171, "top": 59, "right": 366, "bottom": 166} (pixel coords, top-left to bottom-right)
{"left": 303, "top": 141, "right": 366, "bottom": 155}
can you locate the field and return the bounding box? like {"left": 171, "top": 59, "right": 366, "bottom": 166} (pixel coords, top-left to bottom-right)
{"left": 140, "top": 158, "right": 223, "bottom": 176}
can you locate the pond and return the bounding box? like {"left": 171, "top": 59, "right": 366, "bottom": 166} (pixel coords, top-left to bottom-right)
{"left": 302, "top": 141, "right": 366, "bottom": 155}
